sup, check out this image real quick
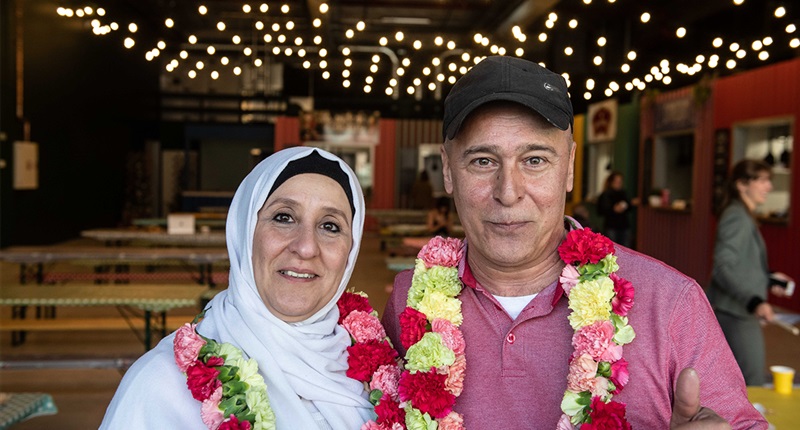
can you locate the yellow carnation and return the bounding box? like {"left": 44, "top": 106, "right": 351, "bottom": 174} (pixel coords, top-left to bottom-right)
{"left": 405, "top": 332, "right": 456, "bottom": 372}
{"left": 417, "top": 291, "right": 463, "bottom": 326}
{"left": 567, "top": 277, "right": 614, "bottom": 329}
{"left": 421, "top": 265, "right": 461, "bottom": 297}
{"left": 407, "top": 260, "right": 429, "bottom": 307}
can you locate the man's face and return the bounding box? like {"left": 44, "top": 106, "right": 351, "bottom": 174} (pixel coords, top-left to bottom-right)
{"left": 442, "top": 102, "right": 575, "bottom": 274}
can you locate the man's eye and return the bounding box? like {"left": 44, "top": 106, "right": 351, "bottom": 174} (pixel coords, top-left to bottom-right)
{"left": 473, "top": 158, "right": 492, "bottom": 167}
{"left": 322, "top": 221, "right": 341, "bottom": 233}
{"left": 527, "top": 156, "right": 545, "bottom": 166}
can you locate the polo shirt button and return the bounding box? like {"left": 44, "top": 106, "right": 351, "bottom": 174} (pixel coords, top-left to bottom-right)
{"left": 506, "top": 333, "right": 515, "bottom": 344}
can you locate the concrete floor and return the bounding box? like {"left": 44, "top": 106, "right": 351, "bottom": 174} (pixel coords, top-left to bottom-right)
{"left": 1, "top": 234, "right": 798, "bottom": 429}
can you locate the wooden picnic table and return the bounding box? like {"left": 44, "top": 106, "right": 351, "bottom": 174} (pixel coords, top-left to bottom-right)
{"left": 81, "top": 229, "right": 226, "bottom": 247}
{"left": 0, "top": 284, "right": 209, "bottom": 350}
{"left": 0, "top": 246, "right": 229, "bottom": 285}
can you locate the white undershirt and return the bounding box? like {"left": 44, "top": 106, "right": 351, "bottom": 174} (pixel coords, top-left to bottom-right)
{"left": 492, "top": 293, "right": 538, "bottom": 320}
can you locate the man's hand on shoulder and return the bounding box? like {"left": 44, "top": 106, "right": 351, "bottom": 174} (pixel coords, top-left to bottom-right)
{"left": 670, "top": 368, "right": 731, "bottom": 429}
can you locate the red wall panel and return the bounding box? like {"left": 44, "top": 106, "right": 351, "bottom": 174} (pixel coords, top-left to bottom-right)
{"left": 638, "top": 87, "right": 716, "bottom": 284}
{"left": 274, "top": 116, "right": 300, "bottom": 152}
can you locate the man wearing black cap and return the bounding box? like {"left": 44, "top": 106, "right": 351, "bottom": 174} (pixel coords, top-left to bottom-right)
{"left": 383, "top": 56, "right": 764, "bottom": 428}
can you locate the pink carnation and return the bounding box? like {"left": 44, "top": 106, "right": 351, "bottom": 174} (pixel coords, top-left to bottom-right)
{"left": 438, "top": 411, "right": 465, "bottom": 430}
{"left": 610, "top": 358, "right": 629, "bottom": 394}
{"left": 558, "top": 228, "right": 615, "bottom": 265}
{"left": 343, "top": 310, "right": 387, "bottom": 343}
{"left": 361, "top": 423, "right": 404, "bottom": 430}
{"left": 431, "top": 319, "right": 465, "bottom": 355}
{"left": 397, "top": 370, "right": 455, "bottom": 419}
{"left": 559, "top": 264, "right": 580, "bottom": 296}
{"left": 174, "top": 323, "right": 206, "bottom": 373}
{"left": 374, "top": 393, "right": 405, "bottom": 426}
{"left": 370, "top": 364, "right": 402, "bottom": 401}
{"left": 201, "top": 386, "right": 224, "bottom": 429}
{"left": 337, "top": 292, "right": 374, "bottom": 324}
{"left": 591, "top": 376, "right": 610, "bottom": 398}
{"left": 219, "top": 415, "right": 252, "bottom": 430}
{"left": 418, "top": 236, "right": 464, "bottom": 268}
{"left": 572, "top": 320, "right": 622, "bottom": 363}
{"left": 399, "top": 306, "right": 428, "bottom": 350}
{"left": 610, "top": 273, "right": 634, "bottom": 316}
{"left": 584, "top": 398, "right": 631, "bottom": 430}
{"left": 445, "top": 354, "right": 466, "bottom": 396}
{"left": 186, "top": 359, "right": 222, "bottom": 401}
{"left": 556, "top": 413, "right": 575, "bottom": 430}
{"left": 347, "top": 341, "right": 399, "bottom": 382}
{"left": 566, "top": 353, "right": 598, "bottom": 392}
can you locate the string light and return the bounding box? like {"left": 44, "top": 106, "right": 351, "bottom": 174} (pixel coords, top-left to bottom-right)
{"left": 55, "top": 1, "right": 798, "bottom": 99}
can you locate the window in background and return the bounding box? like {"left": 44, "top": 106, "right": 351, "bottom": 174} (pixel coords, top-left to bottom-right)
{"left": 652, "top": 132, "right": 694, "bottom": 210}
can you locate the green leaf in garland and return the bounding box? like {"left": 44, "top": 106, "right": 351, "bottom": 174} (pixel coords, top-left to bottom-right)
{"left": 235, "top": 410, "right": 256, "bottom": 424}
{"left": 611, "top": 314, "right": 636, "bottom": 344}
{"left": 216, "top": 365, "right": 240, "bottom": 384}
{"left": 199, "top": 339, "right": 221, "bottom": 358}
{"left": 597, "top": 361, "right": 611, "bottom": 377}
{"left": 192, "top": 307, "right": 209, "bottom": 325}
{"left": 369, "top": 389, "right": 383, "bottom": 405}
{"left": 222, "top": 379, "right": 248, "bottom": 397}
{"left": 219, "top": 393, "right": 248, "bottom": 417}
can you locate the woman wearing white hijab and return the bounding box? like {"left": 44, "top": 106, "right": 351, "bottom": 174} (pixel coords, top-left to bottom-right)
{"left": 101, "top": 147, "right": 375, "bottom": 429}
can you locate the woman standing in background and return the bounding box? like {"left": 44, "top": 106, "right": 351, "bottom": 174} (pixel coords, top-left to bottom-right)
{"left": 597, "top": 172, "right": 633, "bottom": 247}
{"left": 707, "top": 159, "right": 793, "bottom": 386}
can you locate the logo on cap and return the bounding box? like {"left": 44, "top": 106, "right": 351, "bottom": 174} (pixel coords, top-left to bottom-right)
{"left": 543, "top": 83, "right": 558, "bottom": 92}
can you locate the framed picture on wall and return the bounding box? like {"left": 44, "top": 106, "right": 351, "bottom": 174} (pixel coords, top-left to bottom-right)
{"left": 13, "top": 141, "right": 38, "bottom": 190}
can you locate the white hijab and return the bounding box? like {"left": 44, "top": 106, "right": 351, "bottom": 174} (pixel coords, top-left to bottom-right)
{"left": 198, "top": 147, "right": 373, "bottom": 429}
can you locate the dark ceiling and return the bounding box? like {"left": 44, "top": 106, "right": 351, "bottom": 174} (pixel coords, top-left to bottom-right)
{"left": 56, "top": 0, "right": 798, "bottom": 116}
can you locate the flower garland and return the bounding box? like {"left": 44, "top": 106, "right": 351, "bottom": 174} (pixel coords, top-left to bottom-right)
{"left": 173, "top": 311, "right": 276, "bottom": 430}
{"left": 393, "top": 229, "right": 635, "bottom": 430}
{"left": 175, "top": 294, "right": 408, "bottom": 430}
{"left": 395, "top": 236, "right": 467, "bottom": 430}
{"left": 337, "top": 291, "right": 407, "bottom": 430}
{"left": 557, "top": 228, "right": 635, "bottom": 429}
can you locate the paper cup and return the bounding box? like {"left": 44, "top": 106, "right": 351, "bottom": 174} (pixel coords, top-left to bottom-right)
{"left": 770, "top": 365, "right": 795, "bottom": 395}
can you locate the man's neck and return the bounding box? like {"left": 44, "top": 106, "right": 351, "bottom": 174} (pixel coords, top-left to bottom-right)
{"left": 467, "top": 246, "right": 566, "bottom": 297}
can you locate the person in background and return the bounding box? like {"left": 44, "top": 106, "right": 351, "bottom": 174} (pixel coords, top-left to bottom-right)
{"left": 427, "top": 196, "right": 454, "bottom": 236}
{"left": 101, "top": 147, "right": 375, "bottom": 429}
{"left": 410, "top": 170, "right": 434, "bottom": 210}
{"left": 597, "top": 171, "right": 633, "bottom": 247}
{"left": 707, "top": 159, "right": 794, "bottom": 386}
{"left": 382, "top": 55, "right": 764, "bottom": 428}
{"left": 570, "top": 202, "right": 592, "bottom": 230}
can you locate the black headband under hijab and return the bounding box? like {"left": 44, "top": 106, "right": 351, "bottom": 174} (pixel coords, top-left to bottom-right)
{"left": 267, "top": 150, "right": 356, "bottom": 217}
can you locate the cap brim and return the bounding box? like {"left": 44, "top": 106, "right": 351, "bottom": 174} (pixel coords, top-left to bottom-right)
{"left": 445, "top": 92, "right": 571, "bottom": 140}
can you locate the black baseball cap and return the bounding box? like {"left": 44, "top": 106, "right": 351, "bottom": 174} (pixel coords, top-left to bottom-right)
{"left": 443, "top": 56, "right": 574, "bottom": 140}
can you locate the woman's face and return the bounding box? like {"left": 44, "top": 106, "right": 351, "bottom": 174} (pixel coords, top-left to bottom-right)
{"left": 737, "top": 172, "right": 772, "bottom": 209}
{"left": 252, "top": 173, "right": 353, "bottom": 322}
{"left": 611, "top": 175, "right": 623, "bottom": 190}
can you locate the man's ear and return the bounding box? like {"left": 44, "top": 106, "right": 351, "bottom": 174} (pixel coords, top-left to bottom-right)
{"left": 566, "top": 139, "right": 576, "bottom": 193}
{"left": 441, "top": 143, "right": 454, "bottom": 194}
